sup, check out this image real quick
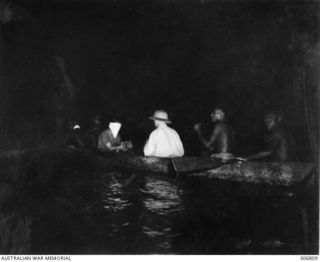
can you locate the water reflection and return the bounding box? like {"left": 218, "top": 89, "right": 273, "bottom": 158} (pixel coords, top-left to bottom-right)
{"left": 139, "top": 174, "right": 183, "bottom": 253}
{"left": 102, "top": 172, "right": 132, "bottom": 212}
{"left": 0, "top": 163, "right": 308, "bottom": 254}
{"left": 141, "top": 176, "right": 182, "bottom": 215}
{"left": 100, "top": 171, "right": 137, "bottom": 244}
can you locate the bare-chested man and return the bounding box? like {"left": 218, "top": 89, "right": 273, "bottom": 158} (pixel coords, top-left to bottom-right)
{"left": 193, "top": 107, "right": 234, "bottom": 155}
{"left": 247, "top": 113, "right": 296, "bottom": 162}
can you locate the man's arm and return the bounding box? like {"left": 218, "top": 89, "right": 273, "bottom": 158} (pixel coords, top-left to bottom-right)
{"left": 106, "top": 142, "right": 125, "bottom": 151}
{"left": 206, "top": 126, "right": 222, "bottom": 149}
{"left": 246, "top": 151, "right": 271, "bottom": 160}
{"left": 143, "top": 134, "right": 154, "bottom": 156}
{"left": 195, "top": 124, "right": 221, "bottom": 149}
{"left": 105, "top": 134, "right": 127, "bottom": 152}
{"left": 246, "top": 133, "right": 281, "bottom": 160}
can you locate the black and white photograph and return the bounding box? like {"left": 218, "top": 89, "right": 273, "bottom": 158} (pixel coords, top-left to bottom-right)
{"left": 0, "top": 0, "right": 318, "bottom": 258}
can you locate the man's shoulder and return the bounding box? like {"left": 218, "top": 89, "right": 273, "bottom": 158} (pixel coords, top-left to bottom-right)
{"left": 213, "top": 122, "right": 229, "bottom": 131}
{"left": 151, "top": 127, "right": 165, "bottom": 135}
{"left": 148, "top": 128, "right": 159, "bottom": 137}
{"left": 151, "top": 126, "right": 177, "bottom": 135}
{"left": 100, "top": 129, "right": 111, "bottom": 136}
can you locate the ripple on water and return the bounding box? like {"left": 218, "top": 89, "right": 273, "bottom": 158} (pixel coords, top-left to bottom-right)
{"left": 138, "top": 175, "right": 184, "bottom": 253}
{"left": 102, "top": 172, "right": 132, "bottom": 212}
{"left": 141, "top": 177, "right": 182, "bottom": 216}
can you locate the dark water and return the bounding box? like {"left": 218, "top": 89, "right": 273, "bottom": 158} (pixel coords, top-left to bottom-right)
{"left": 0, "top": 157, "right": 316, "bottom": 255}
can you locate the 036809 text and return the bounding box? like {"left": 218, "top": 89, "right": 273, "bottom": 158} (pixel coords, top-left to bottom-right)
{"left": 301, "top": 256, "right": 318, "bottom": 260}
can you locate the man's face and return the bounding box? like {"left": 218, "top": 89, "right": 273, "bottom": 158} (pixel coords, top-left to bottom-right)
{"left": 94, "top": 119, "right": 101, "bottom": 126}
{"left": 211, "top": 109, "right": 224, "bottom": 122}
{"left": 264, "top": 116, "right": 276, "bottom": 130}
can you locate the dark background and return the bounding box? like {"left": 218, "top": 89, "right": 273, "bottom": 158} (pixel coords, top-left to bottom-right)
{"left": 0, "top": 0, "right": 318, "bottom": 157}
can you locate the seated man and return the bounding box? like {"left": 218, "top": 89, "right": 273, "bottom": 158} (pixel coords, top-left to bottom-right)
{"left": 85, "top": 115, "right": 102, "bottom": 149}
{"left": 98, "top": 121, "right": 132, "bottom": 152}
{"left": 65, "top": 121, "right": 85, "bottom": 149}
{"left": 247, "top": 113, "right": 296, "bottom": 162}
{"left": 193, "top": 107, "right": 234, "bottom": 155}
{"left": 143, "top": 110, "right": 184, "bottom": 157}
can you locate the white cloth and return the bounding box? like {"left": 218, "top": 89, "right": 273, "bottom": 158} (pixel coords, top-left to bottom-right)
{"left": 143, "top": 125, "right": 184, "bottom": 157}
{"left": 109, "top": 122, "right": 121, "bottom": 138}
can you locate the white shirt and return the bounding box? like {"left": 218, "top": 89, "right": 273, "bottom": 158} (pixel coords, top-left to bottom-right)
{"left": 143, "top": 125, "right": 184, "bottom": 157}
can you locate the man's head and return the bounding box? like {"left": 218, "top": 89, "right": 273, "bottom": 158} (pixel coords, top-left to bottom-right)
{"left": 69, "top": 120, "right": 80, "bottom": 130}
{"left": 109, "top": 121, "right": 122, "bottom": 138}
{"left": 264, "top": 113, "right": 282, "bottom": 130}
{"left": 149, "top": 110, "right": 171, "bottom": 127}
{"left": 211, "top": 108, "right": 225, "bottom": 122}
{"left": 93, "top": 115, "right": 101, "bottom": 126}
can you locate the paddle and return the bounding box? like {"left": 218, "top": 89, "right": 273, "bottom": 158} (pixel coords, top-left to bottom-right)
{"left": 210, "top": 153, "right": 247, "bottom": 163}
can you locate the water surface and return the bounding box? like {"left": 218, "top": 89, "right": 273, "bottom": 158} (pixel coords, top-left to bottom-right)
{"left": 0, "top": 159, "right": 313, "bottom": 254}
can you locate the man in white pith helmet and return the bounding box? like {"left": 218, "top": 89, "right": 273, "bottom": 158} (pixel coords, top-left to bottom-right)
{"left": 143, "top": 110, "right": 184, "bottom": 157}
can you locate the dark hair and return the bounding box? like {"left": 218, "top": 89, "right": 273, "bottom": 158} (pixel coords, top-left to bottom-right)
{"left": 265, "top": 112, "right": 283, "bottom": 123}
{"left": 213, "top": 107, "right": 224, "bottom": 113}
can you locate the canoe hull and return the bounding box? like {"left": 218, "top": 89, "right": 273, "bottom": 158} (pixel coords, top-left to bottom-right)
{"left": 192, "top": 161, "right": 314, "bottom": 187}
{"left": 96, "top": 151, "right": 314, "bottom": 186}
{"left": 98, "top": 153, "right": 173, "bottom": 173}
{"left": 173, "top": 156, "right": 222, "bottom": 173}
{"left": 114, "top": 155, "right": 173, "bottom": 173}
{"left": 99, "top": 153, "right": 223, "bottom": 173}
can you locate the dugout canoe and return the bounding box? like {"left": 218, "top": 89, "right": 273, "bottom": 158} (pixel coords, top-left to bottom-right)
{"left": 190, "top": 161, "right": 314, "bottom": 187}
{"left": 92, "top": 151, "right": 314, "bottom": 186}
{"left": 98, "top": 152, "right": 223, "bottom": 173}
